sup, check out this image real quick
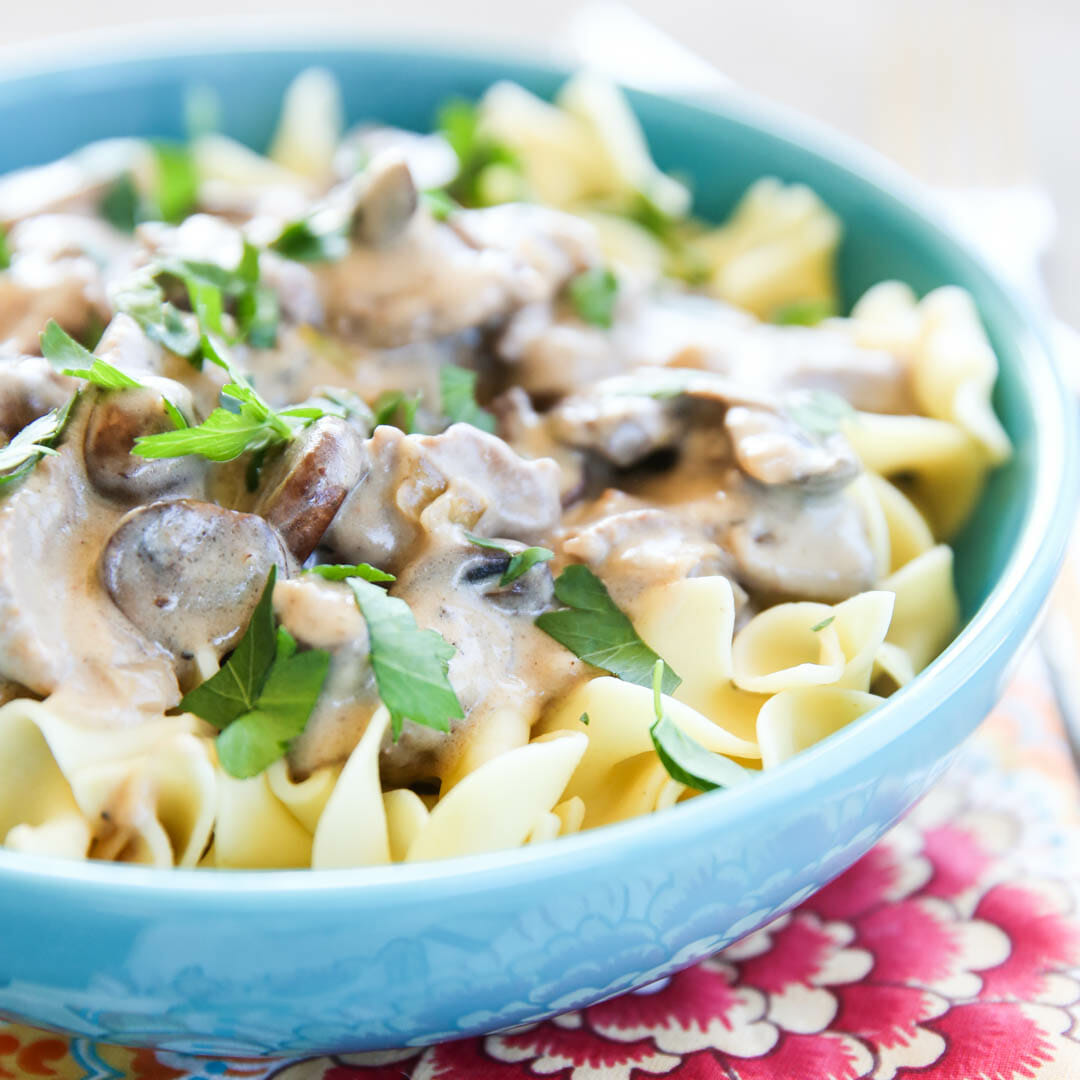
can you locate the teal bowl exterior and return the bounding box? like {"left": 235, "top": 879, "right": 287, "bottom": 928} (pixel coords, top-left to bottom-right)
{"left": 0, "top": 37, "right": 1075, "bottom": 1058}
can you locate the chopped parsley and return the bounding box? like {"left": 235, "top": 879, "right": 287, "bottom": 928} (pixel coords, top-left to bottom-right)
{"left": 0, "top": 227, "right": 9, "bottom": 270}
{"left": 348, "top": 576, "right": 464, "bottom": 740}
{"left": 567, "top": 267, "right": 619, "bottom": 328}
{"left": 649, "top": 660, "right": 752, "bottom": 792}
{"left": 0, "top": 398, "right": 75, "bottom": 492}
{"left": 133, "top": 336, "right": 315, "bottom": 462}
{"left": 150, "top": 140, "right": 200, "bottom": 224}
{"left": 40, "top": 320, "right": 140, "bottom": 389}
{"left": 311, "top": 387, "right": 375, "bottom": 431}
{"left": 99, "top": 173, "right": 140, "bottom": 232}
{"left": 40, "top": 320, "right": 186, "bottom": 426}
{"left": 772, "top": 298, "right": 835, "bottom": 327}
{"left": 305, "top": 563, "right": 396, "bottom": 584}
{"left": 97, "top": 138, "right": 200, "bottom": 232}
{"left": 269, "top": 215, "right": 348, "bottom": 263}
{"left": 810, "top": 615, "right": 836, "bottom": 633}
{"left": 180, "top": 567, "right": 331, "bottom": 779}
{"left": 536, "top": 565, "right": 680, "bottom": 693}
{"left": 423, "top": 188, "right": 459, "bottom": 222}
{"left": 465, "top": 533, "right": 554, "bottom": 587}
{"left": 111, "top": 272, "right": 202, "bottom": 359}
{"left": 437, "top": 98, "right": 523, "bottom": 208}
{"left": 439, "top": 364, "right": 495, "bottom": 433}
{"left": 154, "top": 239, "right": 280, "bottom": 352}
{"left": 372, "top": 389, "right": 422, "bottom": 433}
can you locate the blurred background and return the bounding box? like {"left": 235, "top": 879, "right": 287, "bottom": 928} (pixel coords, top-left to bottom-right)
{"left": 9, "top": 0, "right": 1076, "bottom": 323}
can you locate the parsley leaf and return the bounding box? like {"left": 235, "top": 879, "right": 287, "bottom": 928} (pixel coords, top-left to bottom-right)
{"left": 41, "top": 320, "right": 188, "bottom": 424}
{"left": 649, "top": 660, "right": 752, "bottom": 792}
{"left": 215, "top": 640, "right": 331, "bottom": 778}
{"left": 269, "top": 217, "right": 348, "bottom": 263}
{"left": 536, "top": 565, "right": 680, "bottom": 692}
{"left": 372, "top": 389, "right": 422, "bottom": 432}
{"left": 180, "top": 566, "right": 281, "bottom": 726}
{"left": 440, "top": 364, "right": 495, "bottom": 433}
{"left": 155, "top": 240, "right": 280, "bottom": 352}
{"left": 772, "top": 298, "right": 835, "bottom": 326}
{"left": 181, "top": 567, "right": 331, "bottom": 778}
{"left": 133, "top": 404, "right": 285, "bottom": 462}
{"left": 40, "top": 320, "right": 141, "bottom": 391}
{"left": 423, "top": 188, "right": 459, "bottom": 221}
{"left": 39, "top": 319, "right": 98, "bottom": 371}
{"left": 111, "top": 273, "right": 202, "bottom": 359}
{"left": 236, "top": 279, "right": 279, "bottom": 349}
{"left": 464, "top": 533, "right": 554, "bottom": 587}
{"left": 0, "top": 398, "right": 75, "bottom": 492}
{"left": 309, "top": 386, "right": 374, "bottom": 430}
{"left": 134, "top": 336, "right": 307, "bottom": 462}
{"left": 305, "top": 563, "right": 396, "bottom": 583}
{"left": 786, "top": 389, "right": 856, "bottom": 439}
{"left": 99, "top": 173, "right": 140, "bottom": 232}
{"left": 567, "top": 268, "right": 618, "bottom": 328}
{"left": 61, "top": 358, "right": 142, "bottom": 390}
{"left": 150, "top": 141, "right": 199, "bottom": 224}
{"left": 810, "top": 615, "right": 836, "bottom": 632}
{"left": 437, "top": 98, "right": 523, "bottom": 208}
{"left": 348, "top": 576, "right": 464, "bottom": 740}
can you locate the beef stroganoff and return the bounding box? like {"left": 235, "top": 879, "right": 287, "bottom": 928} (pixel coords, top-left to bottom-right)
{"left": 0, "top": 71, "right": 1009, "bottom": 868}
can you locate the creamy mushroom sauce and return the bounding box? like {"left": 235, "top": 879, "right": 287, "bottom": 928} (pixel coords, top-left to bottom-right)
{"left": 0, "top": 94, "right": 921, "bottom": 802}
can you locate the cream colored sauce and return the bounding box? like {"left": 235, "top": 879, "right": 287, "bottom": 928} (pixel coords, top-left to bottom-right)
{"left": 0, "top": 135, "right": 891, "bottom": 793}
{"left": 0, "top": 402, "right": 180, "bottom": 725}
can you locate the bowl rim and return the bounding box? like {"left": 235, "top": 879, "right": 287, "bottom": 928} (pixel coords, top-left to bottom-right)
{"left": 0, "top": 29, "right": 1074, "bottom": 900}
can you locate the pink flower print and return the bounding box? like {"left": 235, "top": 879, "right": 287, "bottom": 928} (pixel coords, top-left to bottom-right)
{"left": 921, "top": 1001, "right": 1070, "bottom": 1080}
{"left": 974, "top": 881, "right": 1080, "bottom": 1004}
{"left": 485, "top": 1012, "right": 680, "bottom": 1080}
{"left": 854, "top": 897, "right": 1009, "bottom": 997}
{"left": 586, "top": 961, "right": 775, "bottom": 1058}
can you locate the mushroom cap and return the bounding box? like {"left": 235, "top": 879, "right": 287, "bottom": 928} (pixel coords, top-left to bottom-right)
{"left": 101, "top": 498, "right": 291, "bottom": 674}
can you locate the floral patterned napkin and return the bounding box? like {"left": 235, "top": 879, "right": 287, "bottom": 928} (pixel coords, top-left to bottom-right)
{"left": 3, "top": 642, "right": 1080, "bottom": 1079}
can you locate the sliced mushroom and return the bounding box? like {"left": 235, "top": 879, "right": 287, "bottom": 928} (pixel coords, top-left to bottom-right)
{"left": 723, "top": 478, "right": 877, "bottom": 602}
{"left": 101, "top": 499, "right": 291, "bottom": 680}
{"left": 457, "top": 541, "right": 555, "bottom": 616}
{"left": 254, "top": 415, "right": 367, "bottom": 560}
{"left": 350, "top": 156, "right": 419, "bottom": 248}
{"left": 724, "top": 405, "right": 860, "bottom": 493}
{"left": 83, "top": 382, "right": 204, "bottom": 502}
{"left": 0, "top": 418, "right": 180, "bottom": 721}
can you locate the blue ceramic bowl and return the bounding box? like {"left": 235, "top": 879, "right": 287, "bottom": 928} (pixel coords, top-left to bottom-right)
{"left": 0, "top": 34, "right": 1075, "bottom": 1058}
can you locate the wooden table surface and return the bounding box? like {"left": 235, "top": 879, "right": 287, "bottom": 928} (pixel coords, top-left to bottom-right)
{"left": 7, "top": 0, "right": 1078, "bottom": 324}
